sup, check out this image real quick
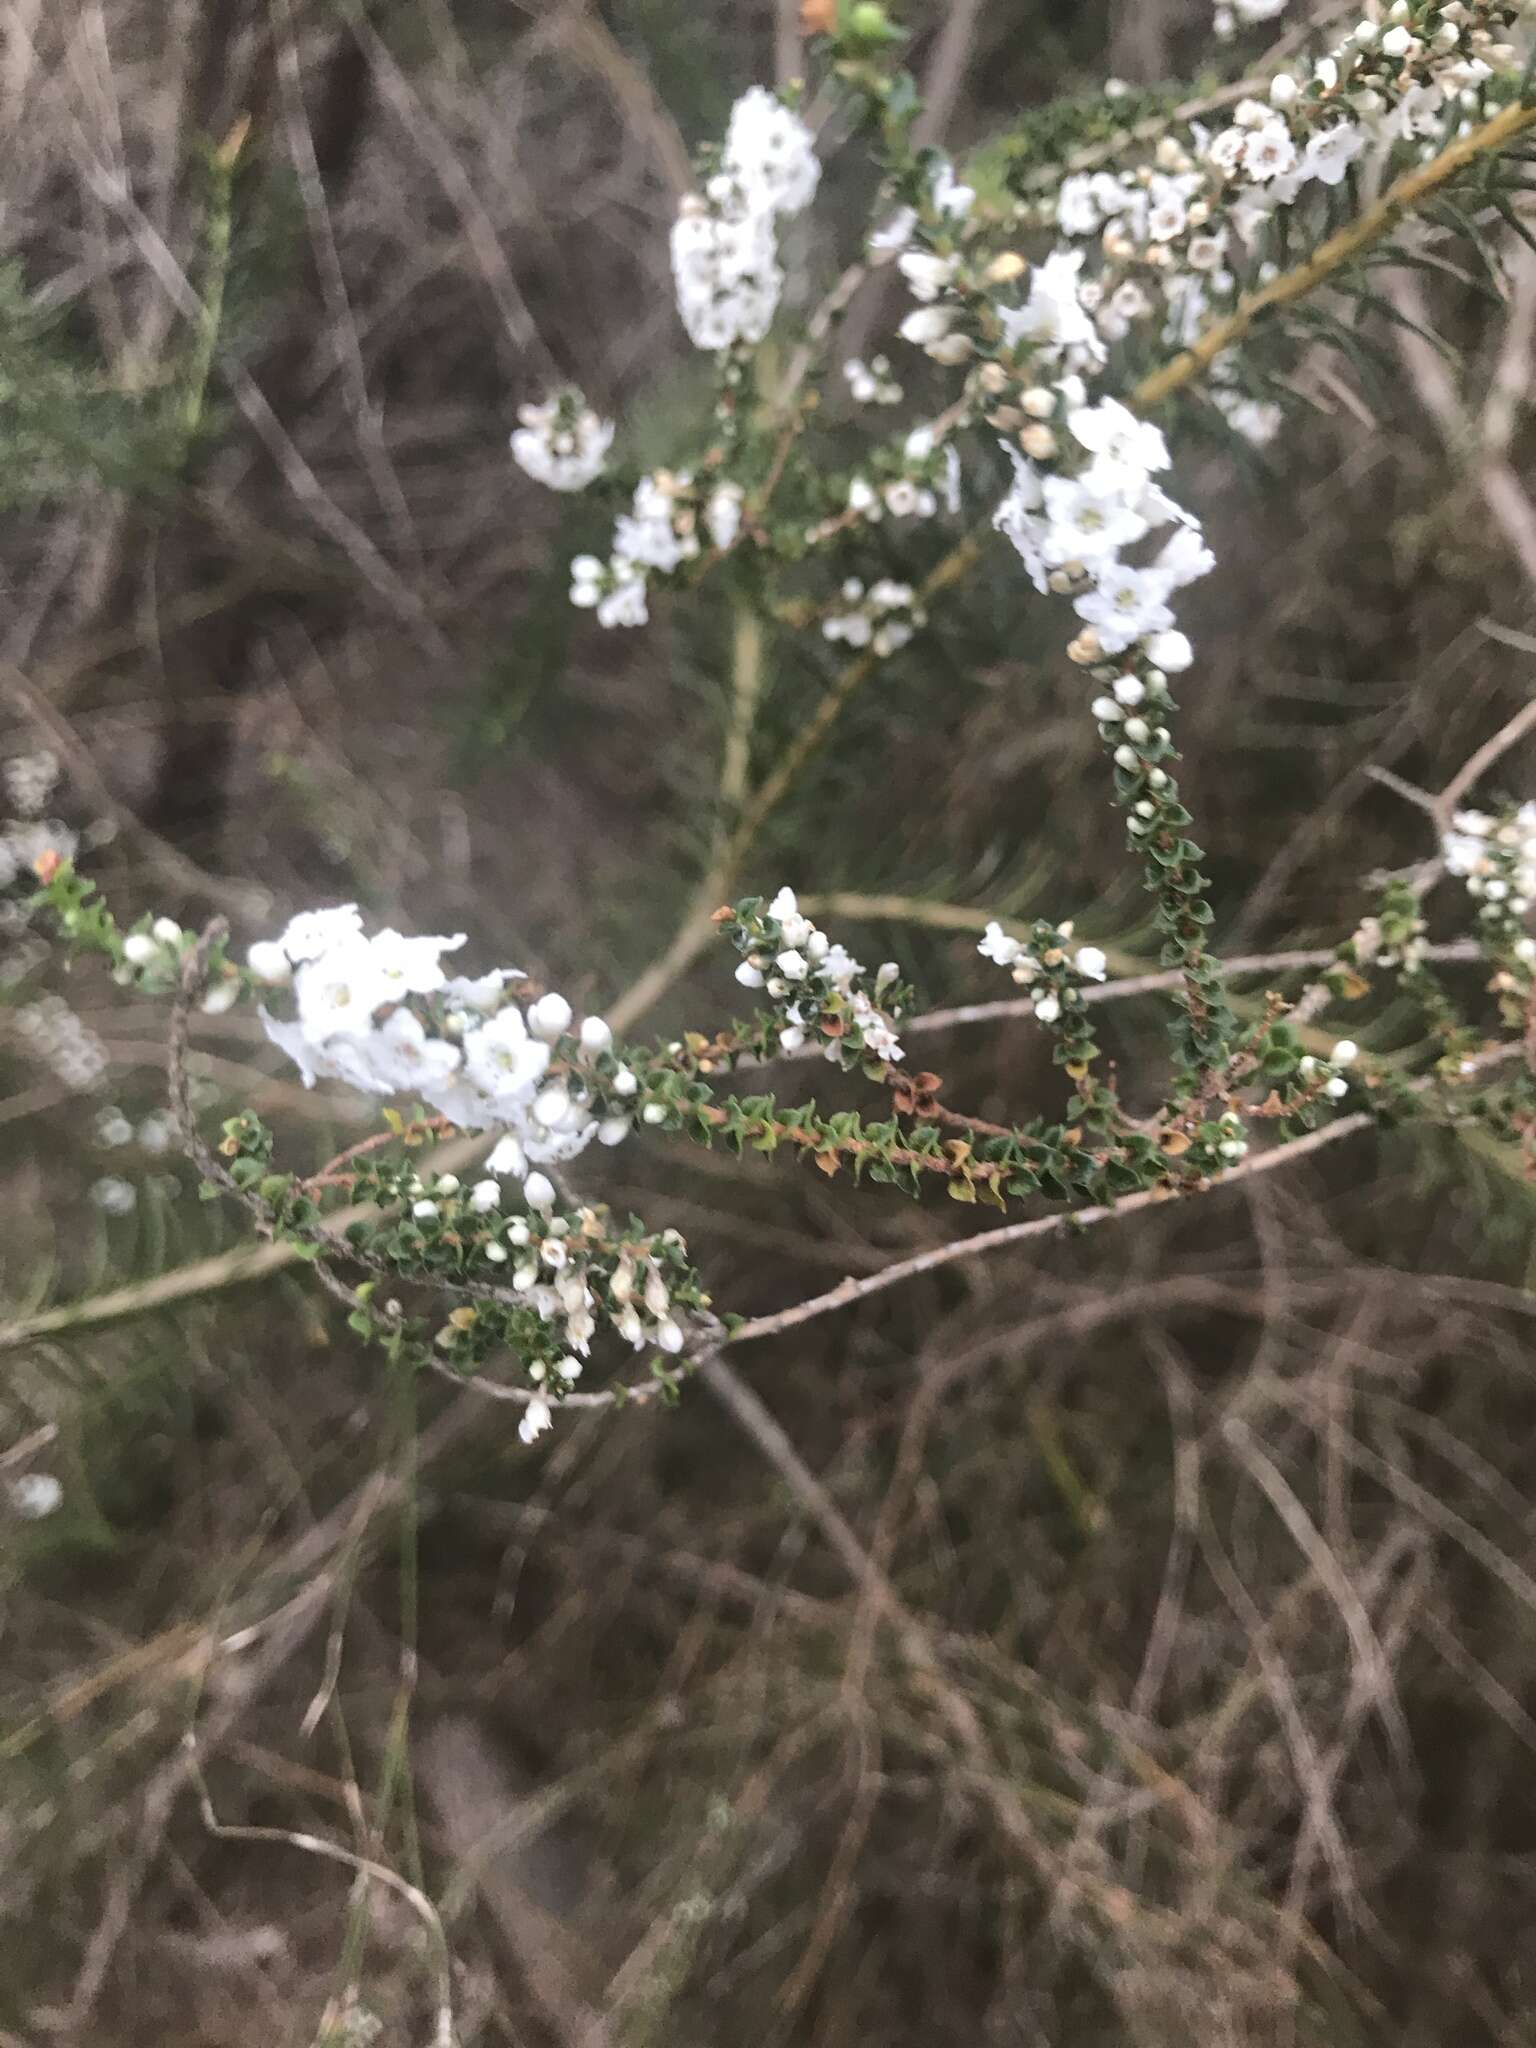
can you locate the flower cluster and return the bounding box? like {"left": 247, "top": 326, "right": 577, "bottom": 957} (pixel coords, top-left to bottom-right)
{"left": 993, "top": 392, "right": 1212, "bottom": 658}
{"left": 821, "top": 575, "right": 927, "bottom": 657}
{"left": 249, "top": 906, "right": 638, "bottom": 1168}
{"left": 570, "top": 470, "right": 737, "bottom": 629}
{"left": 1041, "top": 1, "right": 1511, "bottom": 396}
{"left": 1443, "top": 804, "right": 1536, "bottom": 977}
{"left": 510, "top": 387, "right": 614, "bottom": 492}
{"left": 368, "top": 1166, "right": 701, "bottom": 1435}
{"left": 978, "top": 918, "right": 1109, "bottom": 1021}
{"left": 220, "top": 1108, "right": 707, "bottom": 1438}
{"left": 719, "top": 887, "right": 909, "bottom": 1067}
{"left": 670, "top": 87, "right": 820, "bottom": 351}
{"left": 842, "top": 354, "right": 904, "bottom": 406}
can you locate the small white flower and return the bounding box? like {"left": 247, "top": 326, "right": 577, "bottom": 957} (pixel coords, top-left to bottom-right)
{"left": 528, "top": 993, "right": 573, "bottom": 1041}
{"left": 1034, "top": 994, "right": 1062, "bottom": 1025}
{"left": 246, "top": 940, "right": 292, "bottom": 985}
{"left": 123, "top": 933, "right": 159, "bottom": 966}
{"left": 411, "top": 1199, "right": 440, "bottom": 1220}
{"left": 1075, "top": 946, "right": 1108, "bottom": 982}
{"left": 776, "top": 950, "right": 808, "bottom": 980}
{"left": 9, "top": 1473, "right": 62, "bottom": 1519}
{"left": 978, "top": 922, "right": 1021, "bottom": 967}
{"left": 470, "top": 1179, "right": 501, "bottom": 1212}
{"left": 518, "top": 1397, "right": 553, "bottom": 1445}
{"left": 1330, "top": 1039, "right": 1359, "bottom": 1067}
{"left": 523, "top": 1172, "right": 556, "bottom": 1210}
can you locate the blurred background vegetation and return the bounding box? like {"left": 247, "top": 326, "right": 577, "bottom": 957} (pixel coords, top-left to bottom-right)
{"left": 6, "top": 1, "right": 1536, "bottom": 2042}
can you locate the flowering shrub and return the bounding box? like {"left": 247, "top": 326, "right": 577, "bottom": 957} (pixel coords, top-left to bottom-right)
{"left": 21, "top": 0, "right": 1536, "bottom": 1457}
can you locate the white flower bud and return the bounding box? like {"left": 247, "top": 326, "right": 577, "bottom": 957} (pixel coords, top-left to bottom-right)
{"left": 1330, "top": 1039, "right": 1359, "bottom": 1067}
{"left": 642, "top": 1102, "right": 668, "bottom": 1125}
{"left": 655, "top": 1320, "right": 686, "bottom": 1354}
{"left": 597, "top": 1116, "right": 631, "bottom": 1146}
{"left": 412, "top": 1200, "right": 439, "bottom": 1220}
{"left": 612, "top": 1065, "right": 638, "bottom": 1097}
{"left": 1091, "top": 696, "right": 1122, "bottom": 722}
{"left": 1075, "top": 946, "right": 1108, "bottom": 982}
{"left": 776, "top": 950, "right": 808, "bottom": 980}
{"left": 579, "top": 1015, "right": 613, "bottom": 1053}
{"left": 1113, "top": 675, "right": 1146, "bottom": 706}
{"left": 523, "top": 1172, "right": 556, "bottom": 1210}
{"left": 470, "top": 1179, "right": 501, "bottom": 1212}
{"left": 528, "top": 992, "right": 573, "bottom": 1041}
{"left": 1122, "top": 717, "right": 1150, "bottom": 745}
{"left": 123, "top": 933, "right": 159, "bottom": 966}
{"left": 151, "top": 917, "right": 183, "bottom": 944}
{"left": 246, "top": 940, "right": 292, "bottom": 985}
{"left": 1324, "top": 1076, "right": 1349, "bottom": 1100}
{"left": 1034, "top": 994, "right": 1062, "bottom": 1025}
{"left": 735, "top": 961, "right": 766, "bottom": 989}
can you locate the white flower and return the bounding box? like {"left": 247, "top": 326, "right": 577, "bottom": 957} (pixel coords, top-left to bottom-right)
{"left": 123, "top": 933, "right": 160, "bottom": 966}
{"left": 412, "top": 1199, "right": 439, "bottom": 1220}
{"left": 1034, "top": 993, "right": 1062, "bottom": 1025}
{"left": 369, "top": 927, "right": 466, "bottom": 998}
{"left": 368, "top": 1008, "right": 464, "bottom": 1094}
{"left": 579, "top": 1015, "right": 613, "bottom": 1053}
{"left": 518, "top": 1396, "right": 553, "bottom": 1445}
{"left": 486, "top": 1134, "right": 528, "bottom": 1178}
{"left": 528, "top": 993, "right": 574, "bottom": 1041}
{"left": 470, "top": 1179, "right": 501, "bottom": 1212}
{"left": 9, "top": 1473, "right": 62, "bottom": 1519}
{"left": 511, "top": 391, "right": 614, "bottom": 492}
{"left": 463, "top": 1008, "right": 550, "bottom": 1103}
{"left": 1242, "top": 121, "right": 1299, "bottom": 182}
{"left": 1155, "top": 526, "right": 1216, "bottom": 591}
{"left": 776, "top": 949, "right": 808, "bottom": 980}
{"left": 898, "top": 304, "right": 960, "bottom": 347}
{"left": 867, "top": 206, "right": 918, "bottom": 261}
{"left": 1041, "top": 473, "right": 1149, "bottom": 566}
{"left": 735, "top": 960, "right": 766, "bottom": 989}
{"left": 978, "top": 921, "right": 1021, "bottom": 966}
{"left": 1000, "top": 251, "right": 1105, "bottom": 366}
{"left": 523, "top": 1172, "right": 556, "bottom": 1210}
{"left": 1144, "top": 629, "right": 1195, "bottom": 673}
{"left": 1068, "top": 398, "right": 1169, "bottom": 487}
{"left": 1074, "top": 565, "right": 1177, "bottom": 655}
{"left": 1056, "top": 174, "right": 1101, "bottom": 236}
{"left": 1075, "top": 946, "right": 1108, "bottom": 981}
{"left": 1302, "top": 121, "right": 1365, "bottom": 187}
{"left": 247, "top": 940, "right": 292, "bottom": 985}
{"left": 1330, "top": 1039, "right": 1359, "bottom": 1067}
{"left": 898, "top": 249, "right": 959, "bottom": 301}
{"left": 294, "top": 945, "right": 392, "bottom": 1043}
